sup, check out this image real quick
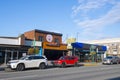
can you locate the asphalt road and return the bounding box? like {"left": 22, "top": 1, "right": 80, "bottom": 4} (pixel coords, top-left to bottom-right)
{"left": 0, "top": 64, "right": 120, "bottom": 80}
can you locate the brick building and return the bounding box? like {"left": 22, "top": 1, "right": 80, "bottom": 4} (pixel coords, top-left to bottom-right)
{"left": 24, "top": 29, "right": 67, "bottom": 60}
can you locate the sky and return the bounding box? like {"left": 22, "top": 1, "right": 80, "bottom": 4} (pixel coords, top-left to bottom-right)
{"left": 0, "top": 0, "right": 120, "bottom": 42}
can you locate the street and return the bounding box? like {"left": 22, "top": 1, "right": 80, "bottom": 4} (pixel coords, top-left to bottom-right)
{"left": 0, "top": 64, "right": 120, "bottom": 80}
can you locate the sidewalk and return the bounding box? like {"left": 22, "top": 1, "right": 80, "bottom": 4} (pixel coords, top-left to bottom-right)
{"left": 0, "top": 64, "right": 6, "bottom": 71}
{"left": 79, "top": 62, "right": 102, "bottom": 66}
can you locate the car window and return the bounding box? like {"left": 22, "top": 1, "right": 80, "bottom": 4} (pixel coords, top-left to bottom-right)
{"left": 28, "top": 56, "right": 33, "bottom": 60}
{"left": 33, "top": 56, "right": 45, "bottom": 59}
{"left": 59, "top": 57, "right": 65, "bottom": 60}
{"left": 70, "top": 57, "right": 75, "bottom": 60}
{"left": 106, "top": 56, "right": 113, "bottom": 59}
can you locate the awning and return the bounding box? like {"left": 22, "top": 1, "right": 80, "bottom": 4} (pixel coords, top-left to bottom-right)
{"left": 72, "top": 42, "right": 83, "bottom": 48}
{"left": 72, "top": 42, "right": 107, "bottom": 51}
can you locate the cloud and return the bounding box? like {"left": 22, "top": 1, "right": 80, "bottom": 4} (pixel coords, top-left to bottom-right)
{"left": 72, "top": 0, "right": 117, "bottom": 17}
{"left": 72, "top": 0, "right": 120, "bottom": 40}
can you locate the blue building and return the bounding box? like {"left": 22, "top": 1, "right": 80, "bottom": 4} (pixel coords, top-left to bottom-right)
{"left": 72, "top": 42, "right": 107, "bottom": 62}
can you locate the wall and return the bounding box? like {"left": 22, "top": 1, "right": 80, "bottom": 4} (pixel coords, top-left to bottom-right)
{"left": 0, "top": 37, "right": 20, "bottom": 45}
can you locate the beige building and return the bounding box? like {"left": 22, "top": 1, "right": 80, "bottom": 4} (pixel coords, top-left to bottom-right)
{"left": 85, "top": 38, "right": 120, "bottom": 57}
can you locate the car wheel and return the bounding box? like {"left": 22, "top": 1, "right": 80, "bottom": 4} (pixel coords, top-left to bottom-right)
{"left": 39, "top": 63, "right": 46, "bottom": 69}
{"left": 116, "top": 61, "right": 119, "bottom": 64}
{"left": 74, "top": 62, "right": 78, "bottom": 67}
{"left": 16, "top": 64, "right": 25, "bottom": 71}
{"left": 61, "top": 63, "right": 66, "bottom": 68}
{"left": 110, "top": 61, "right": 113, "bottom": 65}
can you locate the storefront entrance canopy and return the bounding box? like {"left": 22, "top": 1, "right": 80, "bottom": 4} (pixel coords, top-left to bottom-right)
{"left": 72, "top": 42, "right": 107, "bottom": 51}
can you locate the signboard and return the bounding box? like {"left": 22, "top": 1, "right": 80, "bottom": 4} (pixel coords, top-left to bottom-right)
{"left": 46, "top": 34, "right": 53, "bottom": 42}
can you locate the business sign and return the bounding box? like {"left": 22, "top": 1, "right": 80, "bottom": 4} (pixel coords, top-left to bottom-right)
{"left": 46, "top": 34, "right": 53, "bottom": 42}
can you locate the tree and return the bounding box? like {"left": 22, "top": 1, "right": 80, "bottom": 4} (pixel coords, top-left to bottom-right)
{"left": 28, "top": 47, "right": 39, "bottom": 55}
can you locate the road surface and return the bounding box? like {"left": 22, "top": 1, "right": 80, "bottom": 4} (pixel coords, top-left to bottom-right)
{"left": 0, "top": 64, "right": 120, "bottom": 80}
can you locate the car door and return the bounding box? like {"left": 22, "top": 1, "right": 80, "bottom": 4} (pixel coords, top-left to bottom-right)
{"left": 64, "top": 57, "right": 70, "bottom": 65}
{"left": 24, "top": 56, "right": 35, "bottom": 68}
{"left": 25, "top": 56, "right": 37, "bottom": 68}
{"left": 66, "top": 56, "right": 74, "bottom": 65}
{"left": 115, "top": 57, "right": 119, "bottom": 63}
{"left": 33, "top": 56, "right": 43, "bottom": 67}
{"left": 69, "top": 57, "right": 75, "bottom": 65}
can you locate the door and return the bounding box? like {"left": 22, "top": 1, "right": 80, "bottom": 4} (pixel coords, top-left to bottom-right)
{"left": 24, "top": 56, "right": 35, "bottom": 68}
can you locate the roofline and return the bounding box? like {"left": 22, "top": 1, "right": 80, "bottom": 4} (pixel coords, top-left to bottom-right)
{"left": 0, "top": 36, "right": 18, "bottom": 39}
{"left": 34, "top": 29, "right": 63, "bottom": 36}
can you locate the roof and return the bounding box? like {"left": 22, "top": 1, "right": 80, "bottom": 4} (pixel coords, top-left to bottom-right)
{"left": 34, "top": 29, "right": 63, "bottom": 36}
{"left": 0, "top": 36, "right": 18, "bottom": 39}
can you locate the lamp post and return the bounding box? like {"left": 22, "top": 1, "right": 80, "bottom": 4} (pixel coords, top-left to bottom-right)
{"left": 96, "top": 48, "right": 98, "bottom": 62}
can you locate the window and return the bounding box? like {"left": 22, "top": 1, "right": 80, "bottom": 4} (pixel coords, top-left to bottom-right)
{"left": 33, "top": 56, "right": 45, "bottom": 59}
{"left": 39, "top": 36, "right": 44, "bottom": 42}
{"left": 54, "top": 38, "right": 59, "bottom": 44}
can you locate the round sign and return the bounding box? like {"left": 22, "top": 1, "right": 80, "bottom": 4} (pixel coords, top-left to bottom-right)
{"left": 46, "top": 34, "right": 53, "bottom": 42}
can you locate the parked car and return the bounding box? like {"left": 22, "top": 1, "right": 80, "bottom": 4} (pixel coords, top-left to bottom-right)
{"left": 102, "top": 56, "right": 120, "bottom": 65}
{"left": 7, "top": 55, "right": 48, "bottom": 71}
{"left": 51, "top": 56, "right": 79, "bottom": 68}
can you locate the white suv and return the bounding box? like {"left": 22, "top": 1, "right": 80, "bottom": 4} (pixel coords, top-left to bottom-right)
{"left": 7, "top": 55, "right": 48, "bottom": 71}
{"left": 102, "top": 56, "right": 120, "bottom": 65}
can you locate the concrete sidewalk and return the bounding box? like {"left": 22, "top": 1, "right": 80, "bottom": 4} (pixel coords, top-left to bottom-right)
{"left": 80, "top": 62, "right": 102, "bottom": 66}
{"left": 0, "top": 64, "right": 6, "bottom": 71}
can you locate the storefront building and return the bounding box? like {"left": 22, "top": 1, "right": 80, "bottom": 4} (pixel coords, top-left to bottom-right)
{"left": 0, "top": 35, "right": 42, "bottom": 64}
{"left": 24, "top": 29, "right": 67, "bottom": 60}
{"left": 72, "top": 42, "right": 107, "bottom": 62}
{"left": 85, "top": 38, "right": 120, "bottom": 57}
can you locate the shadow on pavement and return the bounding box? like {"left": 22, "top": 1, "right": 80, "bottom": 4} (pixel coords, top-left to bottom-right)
{"left": 107, "top": 77, "right": 120, "bottom": 80}
{"left": 0, "top": 67, "right": 5, "bottom": 71}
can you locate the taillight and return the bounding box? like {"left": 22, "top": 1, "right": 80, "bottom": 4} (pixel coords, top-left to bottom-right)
{"left": 58, "top": 61, "right": 61, "bottom": 63}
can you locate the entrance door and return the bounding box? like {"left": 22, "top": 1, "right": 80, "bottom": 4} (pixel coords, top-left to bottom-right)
{"left": 80, "top": 53, "right": 85, "bottom": 62}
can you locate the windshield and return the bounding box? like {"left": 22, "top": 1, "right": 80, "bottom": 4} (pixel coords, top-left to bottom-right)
{"left": 19, "top": 56, "right": 28, "bottom": 60}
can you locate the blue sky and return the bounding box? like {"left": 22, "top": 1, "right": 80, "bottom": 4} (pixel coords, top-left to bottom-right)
{"left": 0, "top": 0, "right": 120, "bottom": 42}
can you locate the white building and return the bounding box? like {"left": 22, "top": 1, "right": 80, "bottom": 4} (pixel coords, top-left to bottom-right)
{"left": 84, "top": 38, "right": 120, "bottom": 57}
{"left": 0, "top": 35, "right": 42, "bottom": 64}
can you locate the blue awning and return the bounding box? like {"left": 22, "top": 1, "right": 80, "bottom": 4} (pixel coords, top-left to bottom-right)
{"left": 72, "top": 42, "right": 107, "bottom": 51}
{"left": 102, "top": 46, "right": 107, "bottom": 51}
{"left": 72, "top": 42, "right": 83, "bottom": 48}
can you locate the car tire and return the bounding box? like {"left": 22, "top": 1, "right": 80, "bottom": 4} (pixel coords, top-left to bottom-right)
{"left": 61, "top": 63, "right": 66, "bottom": 68}
{"left": 16, "top": 64, "right": 25, "bottom": 71}
{"left": 74, "top": 62, "right": 78, "bottom": 67}
{"left": 39, "top": 63, "right": 46, "bottom": 69}
{"left": 110, "top": 61, "right": 113, "bottom": 65}
{"left": 116, "top": 61, "right": 119, "bottom": 64}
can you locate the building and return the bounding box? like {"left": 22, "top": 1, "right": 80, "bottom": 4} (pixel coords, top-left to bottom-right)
{"left": 85, "top": 38, "right": 120, "bottom": 57}
{"left": 0, "top": 29, "right": 67, "bottom": 64}
{"left": 0, "top": 34, "right": 42, "bottom": 64}
{"left": 24, "top": 29, "right": 67, "bottom": 60}
{"left": 72, "top": 42, "right": 106, "bottom": 62}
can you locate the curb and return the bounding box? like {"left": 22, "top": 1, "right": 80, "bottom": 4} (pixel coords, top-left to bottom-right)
{"left": 83, "top": 63, "right": 98, "bottom": 66}
{"left": 82, "top": 63, "right": 101, "bottom": 66}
